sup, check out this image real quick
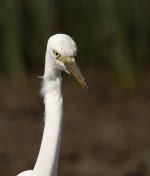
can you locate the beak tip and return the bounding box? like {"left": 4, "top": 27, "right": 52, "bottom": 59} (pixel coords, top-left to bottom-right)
{"left": 84, "top": 83, "right": 91, "bottom": 93}
{"left": 87, "top": 87, "right": 91, "bottom": 94}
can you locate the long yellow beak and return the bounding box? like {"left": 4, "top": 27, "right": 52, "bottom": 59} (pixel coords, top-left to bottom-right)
{"left": 63, "top": 57, "right": 89, "bottom": 91}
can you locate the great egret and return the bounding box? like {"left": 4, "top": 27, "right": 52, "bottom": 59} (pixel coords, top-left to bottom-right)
{"left": 17, "top": 34, "right": 88, "bottom": 176}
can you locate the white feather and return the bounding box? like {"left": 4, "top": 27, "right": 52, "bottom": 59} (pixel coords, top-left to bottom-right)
{"left": 17, "top": 34, "right": 77, "bottom": 176}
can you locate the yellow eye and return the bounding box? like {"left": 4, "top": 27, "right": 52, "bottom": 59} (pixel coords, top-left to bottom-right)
{"left": 53, "top": 50, "right": 60, "bottom": 58}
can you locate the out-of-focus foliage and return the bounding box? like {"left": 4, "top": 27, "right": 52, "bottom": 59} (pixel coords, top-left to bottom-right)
{"left": 0, "top": 0, "right": 150, "bottom": 88}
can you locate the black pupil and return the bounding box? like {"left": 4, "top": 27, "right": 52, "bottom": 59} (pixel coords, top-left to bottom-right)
{"left": 56, "top": 53, "right": 58, "bottom": 56}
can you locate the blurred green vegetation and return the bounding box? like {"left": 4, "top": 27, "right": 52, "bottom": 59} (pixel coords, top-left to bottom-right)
{"left": 0, "top": 0, "right": 150, "bottom": 88}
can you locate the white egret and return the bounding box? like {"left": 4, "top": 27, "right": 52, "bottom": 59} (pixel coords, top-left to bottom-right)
{"left": 17, "top": 34, "right": 88, "bottom": 176}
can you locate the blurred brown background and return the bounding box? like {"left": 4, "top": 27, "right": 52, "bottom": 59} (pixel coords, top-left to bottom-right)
{"left": 0, "top": 0, "right": 150, "bottom": 176}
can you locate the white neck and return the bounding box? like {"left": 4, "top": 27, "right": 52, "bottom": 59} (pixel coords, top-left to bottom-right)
{"left": 32, "top": 65, "right": 63, "bottom": 176}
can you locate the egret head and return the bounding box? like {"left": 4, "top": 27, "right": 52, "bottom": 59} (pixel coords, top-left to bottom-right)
{"left": 45, "top": 34, "right": 88, "bottom": 90}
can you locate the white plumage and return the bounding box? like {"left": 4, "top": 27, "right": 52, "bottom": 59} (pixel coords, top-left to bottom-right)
{"left": 17, "top": 170, "right": 32, "bottom": 176}
{"left": 17, "top": 34, "right": 88, "bottom": 176}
